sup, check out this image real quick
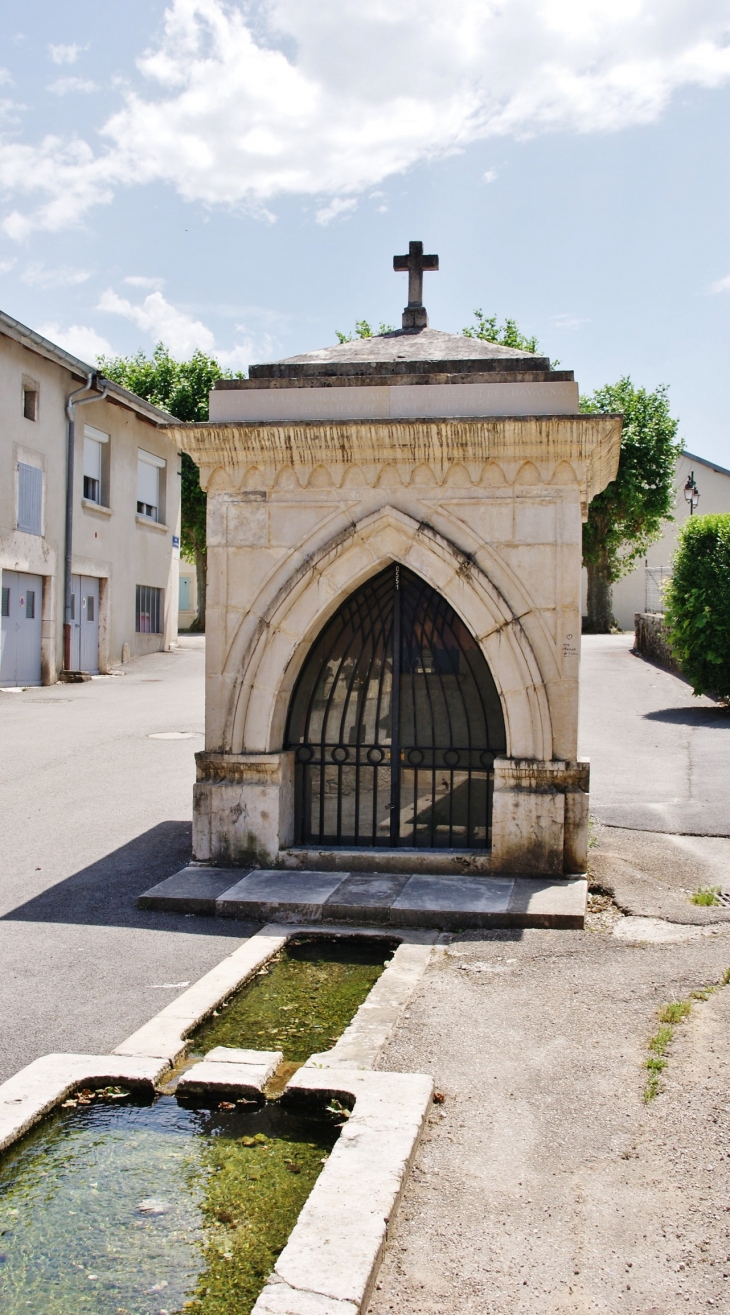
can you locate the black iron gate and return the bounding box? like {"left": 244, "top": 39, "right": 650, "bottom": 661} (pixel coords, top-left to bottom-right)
{"left": 286, "top": 564, "right": 506, "bottom": 848}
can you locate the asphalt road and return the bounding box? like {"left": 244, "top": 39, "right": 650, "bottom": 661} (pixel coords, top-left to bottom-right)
{"left": 1, "top": 631, "right": 728, "bottom": 1085}
{"left": 579, "top": 633, "right": 730, "bottom": 836}
{"left": 0, "top": 636, "right": 254, "bottom": 1084}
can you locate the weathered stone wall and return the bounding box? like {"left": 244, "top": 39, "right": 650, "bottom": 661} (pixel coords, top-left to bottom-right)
{"left": 169, "top": 412, "right": 620, "bottom": 875}
{"left": 634, "top": 612, "right": 680, "bottom": 674}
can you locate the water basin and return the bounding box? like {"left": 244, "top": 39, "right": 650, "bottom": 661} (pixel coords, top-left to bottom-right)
{"left": 0, "top": 1088, "right": 338, "bottom": 1315}
{"left": 189, "top": 934, "right": 397, "bottom": 1062}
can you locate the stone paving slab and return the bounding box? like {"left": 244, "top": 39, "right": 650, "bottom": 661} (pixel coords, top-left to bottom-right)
{"left": 139, "top": 867, "right": 586, "bottom": 929}
{"left": 136, "top": 865, "right": 241, "bottom": 914}
{"left": 217, "top": 870, "right": 346, "bottom": 922}
{"left": 176, "top": 1047, "right": 282, "bottom": 1100}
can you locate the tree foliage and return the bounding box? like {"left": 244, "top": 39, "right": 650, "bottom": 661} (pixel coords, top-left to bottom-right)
{"left": 99, "top": 344, "right": 240, "bottom": 629}
{"left": 580, "top": 379, "right": 680, "bottom": 632}
{"left": 581, "top": 380, "right": 680, "bottom": 556}
{"left": 663, "top": 514, "right": 730, "bottom": 702}
{"left": 463, "top": 309, "right": 540, "bottom": 353}
{"left": 336, "top": 319, "right": 395, "bottom": 343}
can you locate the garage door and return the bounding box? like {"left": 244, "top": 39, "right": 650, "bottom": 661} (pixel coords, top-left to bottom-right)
{"left": 1, "top": 570, "right": 43, "bottom": 686}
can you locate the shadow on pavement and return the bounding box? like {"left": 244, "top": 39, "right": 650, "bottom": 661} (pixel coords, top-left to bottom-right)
{"left": 1, "top": 822, "right": 255, "bottom": 937}
{"left": 643, "top": 706, "right": 730, "bottom": 726}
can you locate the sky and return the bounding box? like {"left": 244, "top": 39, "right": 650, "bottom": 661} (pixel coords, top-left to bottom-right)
{"left": 1, "top": 0, "right": 729, "bottom": 467}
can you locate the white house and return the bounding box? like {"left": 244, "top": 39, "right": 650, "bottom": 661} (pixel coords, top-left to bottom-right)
{"left": 0, "top": 309, "right": 181, "bottom": 686}
{"left": 601, "top": 450, "right": 730, "bottom": 631}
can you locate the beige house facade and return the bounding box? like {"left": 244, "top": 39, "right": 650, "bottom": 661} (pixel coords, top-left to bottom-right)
{"left": 178, "top": 561, "right": 199, "bottom": 630}
{"left": 601, "top": 450, "right": 730, "bottom": 631}
{"left": 169, "top": 322, "right": 620, "bottom": 879}
{"left": 0, "top": 310, "right": 180, "bottom": 686}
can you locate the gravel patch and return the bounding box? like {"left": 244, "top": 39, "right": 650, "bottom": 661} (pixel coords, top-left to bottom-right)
{"left": 369, "top": 926, "right": 730, "bottom": 1314}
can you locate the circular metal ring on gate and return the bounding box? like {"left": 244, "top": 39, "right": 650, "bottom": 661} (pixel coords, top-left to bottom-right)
{"left": 407, "top": 748, "right": 424, "bottom": 766}
{"left": 443, "top": 749, "right": 460, "bottom": 767}
{"left": 366, "top": 746, "right": 385, "bottom": 764}
{"left": 331, "top": 745, "right": 349, "bottom": 764}
{"left": 480, "top": 750, "right": 495, "bottom": 768}
{"left": 296, "top": 745, "right": 314, "bottom": 763}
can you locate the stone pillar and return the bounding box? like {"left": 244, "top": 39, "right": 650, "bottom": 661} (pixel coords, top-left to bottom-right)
{"left": 491, "top": 758, "right": 590, "bottom": 876}
{"left": 192, "top": 751, "right": 295, "bottom": 868}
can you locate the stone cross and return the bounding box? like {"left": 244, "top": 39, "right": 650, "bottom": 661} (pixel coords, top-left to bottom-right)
{"left": 393, "top": 240, "right": 439, "bottom": 330}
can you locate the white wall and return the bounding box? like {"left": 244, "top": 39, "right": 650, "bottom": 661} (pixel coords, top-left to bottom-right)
{"left": 0, "top": 333, "right": 181, "bottom": 680}
{"left": 581, "top": 451, "right": 730, "bottom": 631}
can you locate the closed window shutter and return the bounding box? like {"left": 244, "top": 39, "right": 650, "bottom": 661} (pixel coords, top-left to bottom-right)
{"left": 18, "top": 463, "right": 42, "bottom": 535}
{"left": 137, "top": 458, "right": 159, "bottom": 517}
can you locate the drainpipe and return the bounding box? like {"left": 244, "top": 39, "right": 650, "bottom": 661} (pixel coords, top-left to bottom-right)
{"left": 64, "top": 372, "right": 109, "bottom": 671}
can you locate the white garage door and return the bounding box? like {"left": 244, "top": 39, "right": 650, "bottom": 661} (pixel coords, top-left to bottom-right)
{"left": 1, "top": 570, "right": 43, "bottom": 686}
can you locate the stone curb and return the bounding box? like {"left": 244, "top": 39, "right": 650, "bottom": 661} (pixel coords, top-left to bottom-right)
{"left": 253, "top": 1068, "right": 434, "bottom": 1315}
{"left": 114, "top": 923, "right": 437, "bottom": 1067}
{"left": 0, "top": 1054, "right": 169, "bottom": 1154}
{"left": 0, "top": 927, "right": 439, "bottom": 1313}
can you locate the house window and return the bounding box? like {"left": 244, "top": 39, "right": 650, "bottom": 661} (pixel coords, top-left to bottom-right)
{"left": 137, "top": 449, "right": 166, "bottom": 522}
{"left": 25, "top": 590, "right": 35, "bottom": 620}
{"left": 1, "top": 587, "right": 9, "bottom": 617}
{"left": 136, "top": 584, "right": 163, "bottom": 634}
{"left": 83, "top": 425, "right": 109, "bottom": 505}
{"left": 17, "top": 463, "right": 43, "bottom": 535}
{"left": 87, "top": 593, "right": 94, "bottom": 622}
{"left": 23, "top": 387, "right": 38, "bottom": 421}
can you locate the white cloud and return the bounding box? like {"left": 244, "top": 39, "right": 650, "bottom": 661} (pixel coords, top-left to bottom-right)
{"left": 98, "top": 285, "right": 255, "bottom": 366}
{"left": 124, "top": 274, "right": 164, "bottom": 289}
{"left": 0, "top": 69, "right": 13, "bottom": 86}
{"left": 0, "top": 258, "right": 16, "bottom": 274}
{"left": 21, "top": 262, "right": 91, "bottom": 288}
{"left": 482, "top": 170, "right": 498, "bottom": 183}
{"left": 48, "top": 77, "right": 98, "bottom": 96}
{"left": 710, "top": 274, "right": 730, "bottom": 293}
{"left": 6, "top": 2, "right": 730, "bottom": 235}
{"left": 48, "top": 43, "right": 87, "bottom": 66}
{"left": 315, "top": 197, "right": 358, "bottom": 225}
{"left": 98, "top": 287, "right": 217, "bottom": 356}
{"left": 37, "top": 321, "right": 114, "bottom": 361}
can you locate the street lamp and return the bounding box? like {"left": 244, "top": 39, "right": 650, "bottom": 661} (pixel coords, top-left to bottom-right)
{"left": 684, "top": 470, "right": 700, "bottom": 515}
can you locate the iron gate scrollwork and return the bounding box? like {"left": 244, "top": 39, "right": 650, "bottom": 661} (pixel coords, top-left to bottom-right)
{"left": 285, "top": 564, "right": 506, "bottom": 848}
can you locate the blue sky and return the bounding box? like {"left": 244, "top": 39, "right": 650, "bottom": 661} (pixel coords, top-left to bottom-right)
{"left": 1, "top": 1, "right": 729, "bottom": 466}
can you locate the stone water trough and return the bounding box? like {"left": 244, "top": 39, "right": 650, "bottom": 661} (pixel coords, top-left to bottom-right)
{"left": 0, "top": 926, "right": 438, "bottom": 1314}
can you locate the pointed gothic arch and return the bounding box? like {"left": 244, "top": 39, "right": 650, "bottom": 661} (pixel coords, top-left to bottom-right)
{"left": 285, "top": 564, "right": 506, "bottom": 848}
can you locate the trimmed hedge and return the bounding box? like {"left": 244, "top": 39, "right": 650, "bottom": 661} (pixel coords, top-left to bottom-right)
{"left": 664, "top": 513, "right": 730, "bottom": 702}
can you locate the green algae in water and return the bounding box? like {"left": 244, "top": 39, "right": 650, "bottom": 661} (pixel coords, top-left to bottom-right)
{"left": 190, "top": 935, "right": 397, "bottom": 1062}
{"left": 0, "top": 1093, "right": 338, "bottom": 1315}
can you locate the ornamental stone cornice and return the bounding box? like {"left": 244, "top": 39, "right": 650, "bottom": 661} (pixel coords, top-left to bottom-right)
{"left": 165, "top": 413, "right": 622, "bottom": 507}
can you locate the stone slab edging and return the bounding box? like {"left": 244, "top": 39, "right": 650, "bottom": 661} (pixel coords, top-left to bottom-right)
{"left": 177, "top": 1046, "right": 283, "bottom": 1099}
{"left": 115, "top": 923, "right": 438, "bottom": 1068}
{"left": 139, "top": 865, "right": 587, "bottom": 929}
{"left": 253, "top": 1067, "right": 434, "bottom": 1315}
{"left": 0, "top": 1054, "right": 169, "bottom": 1154}
{"left": 0, "top": 928, "right": 440, "bottom": 1314}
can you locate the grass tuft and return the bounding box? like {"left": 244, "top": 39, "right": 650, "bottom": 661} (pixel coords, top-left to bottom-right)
{"left": 658, "top": 1001, "right": 692, "bottom": 1024}
{"left": 691, "top": 885, "right": 721, "bottom": 906}
{"left": 643, "top": 969, "right": 730, "bottom": 1102}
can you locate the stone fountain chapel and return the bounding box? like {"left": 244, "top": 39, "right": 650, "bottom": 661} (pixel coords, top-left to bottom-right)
{"left": 172, "top": 243, "right": 620, "bottom": 879}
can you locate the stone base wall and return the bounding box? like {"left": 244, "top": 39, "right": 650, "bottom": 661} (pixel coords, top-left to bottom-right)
{"left": 634, "top": 612, "right": 680, "bottom": 674}
{"left": 193, "top": 751, "right": 590, "bottom": 876}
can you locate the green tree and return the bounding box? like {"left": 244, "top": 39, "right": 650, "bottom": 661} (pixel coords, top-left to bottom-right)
{"left": 336, "top": 319, "right": 395, "bottom": 343}
{"left": 463, "top": 309, "right": 540, "bottom": 353}
{"left": 580, "top": 380, "right": 681, "bottom": 632}
{"left": 99, "top": 344, "right": 238, "bottom": 630}
{"left": 664, "top": 514, "right": 730, "bottom": 702}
